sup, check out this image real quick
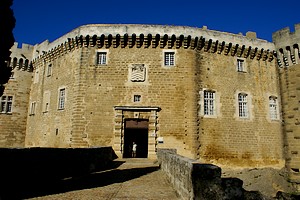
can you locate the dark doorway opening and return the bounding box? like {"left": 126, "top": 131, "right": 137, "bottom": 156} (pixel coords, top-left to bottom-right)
{"left": 123, "top": 119, "right": 148, "bottom": 158}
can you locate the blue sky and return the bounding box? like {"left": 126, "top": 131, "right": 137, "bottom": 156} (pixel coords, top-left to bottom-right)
{"left": 12, "top": 0, "right": 300, "bottom": 45}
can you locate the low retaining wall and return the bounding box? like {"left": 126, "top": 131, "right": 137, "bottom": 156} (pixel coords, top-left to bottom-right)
{"left": 0, "top": 147, "right": 117, "bottom": 180}
{"left": 157, "top": 148, "right": 267, "bottom": 200}
{"left": 0, "top": 147, "right": 117, "bottom": 198}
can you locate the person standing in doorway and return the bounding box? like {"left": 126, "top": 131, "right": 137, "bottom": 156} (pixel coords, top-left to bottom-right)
{"left": 132, "top": 142, "right": 137, "bottom": 158}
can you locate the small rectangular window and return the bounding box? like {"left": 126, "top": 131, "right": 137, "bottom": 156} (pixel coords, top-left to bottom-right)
{"left": 30, "top": 102, "right": 36, "bottom": 115}
{"left": 204, "top": 90, "right": 215, "bottom": 116}
{"left": 238, "top": 93, "right": 248, "bottom": 118}
{"left": 58, "top": 88, "right": 66, "bottom": 110}
{"left": 43, "top": 91, "right": 50, "bottom": 112}
{"left": 34, "top": 70, "right": 39, "bottom": 83}
{"left": 133, "top": 95, "right": 141, "bottom": 102}
{"left": 237, "top": 59, "right": 245, "bottom": 72}
{"left": 269, "top": 96, "right": 278, "bottom": 120}
{"left": 97, "top": 52, "right": 107, "bottom": 65}
{"left": 47, "top": 64, "right": 52, "bottom": 76}
{"left": 1, "top": 96, "right": 13, "bottom": 113}
{"left": 164, "top": 52, "right": 175, "bottom": 66}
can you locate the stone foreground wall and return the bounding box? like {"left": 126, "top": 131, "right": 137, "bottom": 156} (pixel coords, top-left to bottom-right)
{"left": 157, "top": 148, "right": 269, "bottom": 200}
{"left": 0, "top": 147, "right": 117, "bottom": 198}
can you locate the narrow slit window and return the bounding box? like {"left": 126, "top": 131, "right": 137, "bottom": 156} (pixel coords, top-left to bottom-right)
{"left": 269, "top": 96, "right": 278, "bottom": 120}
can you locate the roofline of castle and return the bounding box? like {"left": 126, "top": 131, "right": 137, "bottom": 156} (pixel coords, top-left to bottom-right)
{"left": 30, "top": 24, "right": 274, "bottom": 56}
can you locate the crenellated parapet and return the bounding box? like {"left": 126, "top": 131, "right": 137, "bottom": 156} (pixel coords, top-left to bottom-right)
{"left": 31, "top": 24, "right": 275, "bottom": 66}
{"left": 9, "top": 42, "right": 34, "bottom": 72}
{"left": 273, "top": 23, "right": 300, "bottom": 67}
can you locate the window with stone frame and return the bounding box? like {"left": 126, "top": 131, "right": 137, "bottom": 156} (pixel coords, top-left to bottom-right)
{"left": 96, "top": 52, "right": 107, "bottom": 65}
{"left": 269, "top": 96, "right": 278, "bottom": 120}
{"left": 237, "top": 59, "right": 245, "bottom": 72}
{"left": 204, "top": 90, "right": 215, "bottom": 116}
{"left": 58, "top": 88, "right": 66, "bottom": 110}
{"left": 47, "top": 64, "right": 52, "bottom": 77}
{"left": 164, "top": 52, "right": 175, "bottom": 66}
{"left": 1, "top": 96, "right": 13, "bottom": 113}
{"left": 133, "top": 95, "right": 141, "bottom": 102}
{"left": 30, "top": 101, "right": 36, "bottom": 115}
{"left": 238, "top": 93, "right": 248, "bottom": 118}
{"left": 43, "top": 91, "right": 50, "bottom": 113}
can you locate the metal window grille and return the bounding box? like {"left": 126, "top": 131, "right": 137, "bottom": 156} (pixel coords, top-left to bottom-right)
{"left": 204, "top": 91, "right": 215, "bottom": 115}
{"left": 58, "top": 89, "right": 65, "bottom": 109}
{"left": 238, "top": 93, "right": 248, "bottom": 118}
{"left": 134, "top": 95, "right": 141, "bottom": 102}
{"left": 1, "top": 96, "right": 13, "bottom": 113}
{"left": 269, "top": 96, "right": 278, "bottom": 120}
{"left": 97, "top": 52, "right": 107, "bottom": 65}
{"left": 164, "top": 52, "right": 175, "bottom": 66}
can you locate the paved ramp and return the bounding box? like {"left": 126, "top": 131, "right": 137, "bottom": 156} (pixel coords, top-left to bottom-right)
{"left": 27, "top": 158, "right": 180, "bottom": 200}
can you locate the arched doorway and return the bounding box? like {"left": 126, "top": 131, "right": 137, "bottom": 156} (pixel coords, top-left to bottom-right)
{"left": 123, "top": 119, "right": 149, "bottom": 158}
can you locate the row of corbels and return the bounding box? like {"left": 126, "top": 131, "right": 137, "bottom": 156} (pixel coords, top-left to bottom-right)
{"left": 32, "top": 33, "right": 275, "bottom": 64}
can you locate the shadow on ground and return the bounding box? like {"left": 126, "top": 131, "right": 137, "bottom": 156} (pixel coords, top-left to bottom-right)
{"left": 0, "top": 161, "right": 159, "bottom": 199}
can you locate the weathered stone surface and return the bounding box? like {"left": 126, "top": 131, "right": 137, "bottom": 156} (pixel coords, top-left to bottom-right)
{"left": 1, "top": 23, "right": 299, "bottom": 183}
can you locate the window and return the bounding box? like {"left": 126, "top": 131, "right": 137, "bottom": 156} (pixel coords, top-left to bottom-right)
{"left": 47, "top": 64, "right": 52, "bottom": 76}
{"left": 269, "top": 96, "right": 278, "bottom": 120}
{"left": 58, "top": 88, "right": 66, "bottom": 110}
{"left": 164, "top": 52, "right": 175, "bottom": 66}
{"left": 204, "top": 90, "right": 215, "bottom": 115}
{"left": 238, "top": 93, "right": 248, "bottom": 118}
{"left": 133, "top": 95, "right": 141, "bottom": 102}
{"left": 30, "top": 102, "right": 36, "bottom": 115}
{"left": 237, "top": 59, "right": 245, "bottom": 72}
{"left": 34, "top": 70, "right": 39, "bottom": 83}
{"left": 96, "top": 52, "right": 107, "bottom": 65}
{"left": 1, "top": 96, "right": 13, "bottom": 113}
{"left": 43, "top": 91, "right": 50, "bottom": 112}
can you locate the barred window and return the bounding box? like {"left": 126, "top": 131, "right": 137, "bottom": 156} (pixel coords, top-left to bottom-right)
{"left": 238, "top": 93, "right": 248, "bottom": 118}
{"left": 269, "top": 96, "right": 278, "bottom": 120}
{"left": 133, "top": 95, "right": 141, "bottom": 102}
{"left": 58, "top": 88, "right": 66, "bottom": 110}
{"left": 164, "top": 52, "right": 175, "bottom": 66}
{"left": 204, "top": 90, "right": 215, "bottom": 115}
{"left": 97, "top": 52, "right": 107, "bottom": 65}
{"left": 1, "top": 96, "right": 13, "bottom": 113}
{"left": 237, "top": 59, "right": 245, "bottom": 72}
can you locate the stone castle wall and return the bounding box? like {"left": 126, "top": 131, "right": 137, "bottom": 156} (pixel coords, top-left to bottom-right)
{"left": 273, "top": 24, "right": 300, "bottom": 182}
{"left": 21, "top": 25, "right": 284, "bottom": 167}
{"left": 0, "top": 43, "right": 33, "bottom": 147}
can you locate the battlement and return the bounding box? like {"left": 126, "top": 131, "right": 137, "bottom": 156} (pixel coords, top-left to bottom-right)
{"left": 272, "top": 24, "right": 300, "bottom": 67}
{"left": 9, "top": 42, "right": 34, "bottom": 72}
{"left": 30, "top": 24, "right": 275, "bottom": 65}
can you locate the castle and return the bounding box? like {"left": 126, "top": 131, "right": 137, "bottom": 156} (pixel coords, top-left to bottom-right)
{"left": 1, "top": 24, "right": 299, "bottom": 182}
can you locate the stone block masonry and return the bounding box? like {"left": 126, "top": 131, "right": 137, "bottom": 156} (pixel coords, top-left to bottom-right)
{"left": 1, "top": 23, "right": 299, "bottom": 183}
